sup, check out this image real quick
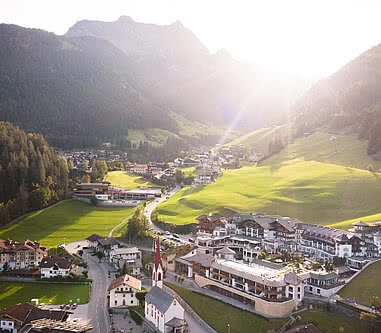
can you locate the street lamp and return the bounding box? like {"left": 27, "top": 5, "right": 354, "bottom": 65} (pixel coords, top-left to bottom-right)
{"left": 228, "top": 323, "right": 231, "bottom": 333}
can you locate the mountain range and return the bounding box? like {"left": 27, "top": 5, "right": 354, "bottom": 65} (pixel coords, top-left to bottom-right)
{"left": 0, "top": 17, "right": 307, "bottom": 147}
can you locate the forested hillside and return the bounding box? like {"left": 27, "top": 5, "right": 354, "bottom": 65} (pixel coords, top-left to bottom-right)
{"left": 293, "top": 43, "right": 381, "bottom": 157}
{"left": 0, "top": 24, "right": 176, "bottom": 148}
{"left": 0, "top": 122, "right": 69, "bottom": 226}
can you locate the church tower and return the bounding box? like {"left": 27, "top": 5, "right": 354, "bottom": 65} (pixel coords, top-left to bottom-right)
{"left": 152, "top": 239, "right": 163, "bottom": 288}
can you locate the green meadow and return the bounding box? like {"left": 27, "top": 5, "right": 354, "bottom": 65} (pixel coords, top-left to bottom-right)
{"left": 167, "top": 283, "right": 287, "bottom": 333}
{"left": 339, "top": 260, "right": 381, "bottom": 306}
{"left": 0, "top": 282, "right": 90, "bottom": 308}
{"left": 157, "top": 161, "right": 381, "bottom": 225}
{"left": 261, "top": 131, "right": 381, "bottom": 171}
{"left": 0, "top": 200, "right": 135, "bottom": 247}
{"left": 104, "top": 171, "right": 154, "bottom": 189}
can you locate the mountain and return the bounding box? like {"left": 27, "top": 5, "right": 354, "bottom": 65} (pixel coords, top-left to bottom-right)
{"left": 0, "top": 24, "right": 176, "bottom": 147}
{"left": 66, "top": 16, "right": 308, "bottom": 128}
{"left": 292, "top": 43, "right": 381, "bottom": 157}
{"left": 0, "top": 18, "right": 308, "bottom": 148}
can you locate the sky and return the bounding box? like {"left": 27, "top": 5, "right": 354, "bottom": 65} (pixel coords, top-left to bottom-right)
{"left": 1, "top": 0, "right": 381, "bottom": 77}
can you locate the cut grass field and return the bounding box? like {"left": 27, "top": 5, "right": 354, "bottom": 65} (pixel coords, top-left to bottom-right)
{"left": 260, "top": 131, "right": 381, "bottom": 171}
{"left": 167, "top": 283, "right": 287, "bottom": 333}
{"left": 127, "top": 128, "right": 180, "bottom": 147}
{"left": 0, "top": 200, "right": 135, "bottom": 247}
{"left": 0, "top": 281, "right": 90, "bottom": 308}
{"left": 292, "top": 309, "right": 367, "bottom": 333}
{"left": 339, "top": 260, "right": 381, "bottom": 306}
{"left": 157, "top": 161, "right": 381, "bottom": 225}
{"left": 104, "top": 171, "right": 154, "bottom": 189}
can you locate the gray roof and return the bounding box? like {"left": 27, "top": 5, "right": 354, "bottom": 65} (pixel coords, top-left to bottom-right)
{"left": 97, "top": 238, "right": 120, "bottom": 247}
{"left": 284, "top": 271, "right": 303, "bottom": 285}
{"left": 310, "top": 272, "right": 338, "bottom": 281}
{"left": 40, "top": 256, "right": 72, "bottom": 269}
{"left": 165, "top": 317, "right": 185, "bottom": 327}
{"left": 146, "top": 287, "right": 174, "bottom": 313}
{"left": 216, "top": 247, "right": 236, "bottom": 255}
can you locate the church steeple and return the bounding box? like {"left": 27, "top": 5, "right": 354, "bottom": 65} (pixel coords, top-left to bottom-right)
{"left": 152, "top": 239, "right": 163, "bottom": 288}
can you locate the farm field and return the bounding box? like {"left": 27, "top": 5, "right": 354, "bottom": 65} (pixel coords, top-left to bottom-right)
{"left": 0, "top": 200, "right": 135, "bottom": 247}
{"left": 292, "top": 309, "right": 367, "bottom": 333}
{"left": 156, "top": 161, "right": 381, "bottom": 225}
{"left": 0, "top": 281, "right": 90, "bottom": 308}
{"left": 104, "top": 171, "right": 154, "bottom": 189}
{"left": 167, "top": 283, "right": 287, "bottom": 333}
{"left": 127, "top": 128, "right": 180, "bottom": 147}
{"left": 339, "top": 260, "right": 381, "bottom": 306}
{"left": 260, "top": 131, "right": 381, "bottom": 171}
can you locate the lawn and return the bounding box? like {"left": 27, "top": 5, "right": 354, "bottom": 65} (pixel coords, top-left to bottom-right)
{"left": 127, "top": 128, "right": 180, "bottom": 147}
{"left": 260, "top": 131, "right": 381, "bottom": 171}
{"left": 292, "top": 309, "right": 367, "bottom": 333}
{"left": 0, "top": 200, "right": 135, "bottom": 247}
{"left": 156, "top": 161, "right": 381, "bottom": 225}
{"left": 0, "top": 281, "right": 90, "bottom": 308}
{"left": 104, "top": 171, "right": 153, "bottom": 189}
{"left": 339, "top": 260, "right": 381, "bottom": 306}
{"left": 166, "top": 283, "right": 287, "bottom": 333}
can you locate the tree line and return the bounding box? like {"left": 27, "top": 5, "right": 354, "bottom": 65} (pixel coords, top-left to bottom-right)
{"left": 0, "top": 122, "right": 69, "bottom": 226}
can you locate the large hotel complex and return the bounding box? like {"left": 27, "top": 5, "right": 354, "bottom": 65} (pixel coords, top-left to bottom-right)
{"left": 164, "top": 213, "right": 381, "bottom": 316}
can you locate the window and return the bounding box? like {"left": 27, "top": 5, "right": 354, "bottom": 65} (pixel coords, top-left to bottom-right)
{"left": 317, "top": 289, "right": 320, "bottom": 294}
{"left": 131, "top": 300, "right": 134, "bottom": 304}
{"left": 289, "top": 286, "right": 293, "bottom": 292}
{"left": 158, "top": 272, "right": 162, "bottom": 280}
{"left": 115, "top": 300, "right": 117, "bottom": 305}
{"left": 309, "top": 286, "right": 313, "bottom": 291}
{"left": 123, "top": 300, "right": 126, "bottom": 305}
{"left": 298, "top": 287, "right": 301, "bottom": 292}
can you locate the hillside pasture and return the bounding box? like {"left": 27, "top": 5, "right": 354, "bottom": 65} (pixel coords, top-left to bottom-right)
{"left": 260, "top": 131, "right": 381, "bottom": 171}
{"left": 157, "top": 161, "right": 381, "bottom": 225}
{"left": 0, "top": 200, "right": 135, "bottom": 247}
{"left": 339, "top": 260, "right": 381, "bottom": 306}
{"left": 104, "top": 171, "right": 153, "bottom": 189}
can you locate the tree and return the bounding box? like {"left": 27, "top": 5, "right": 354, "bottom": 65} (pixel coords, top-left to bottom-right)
{"left": 339, "top": 328, "right": 345, "bottom": 333}
{"left": 67, "top": 159, "right": 74, "bottom": 171}
{"left": 2, "top": 262, "right": 8, "bottom": 272}
{"left": 29, "top": 186, "right": 51, "bottom": 209}
{"left": 136, "top": 289, "right": 148, "bottom": 306}
{"left": 96, "top": 251, "right": 104, "bottom": 262}
{"left": 91, "top": 160, "right": 108, "bottom": 182}
{"left": 80, "top": 160, "right": 89, "bottom": 171}
{"left": 82, "top": 270, "right": 88, "bottom": 278}
{"left": 371, "top": 296, "right": 381, "bottom": 309}
{"left": 121, "top": 262, "right": 132, "bottom": 275}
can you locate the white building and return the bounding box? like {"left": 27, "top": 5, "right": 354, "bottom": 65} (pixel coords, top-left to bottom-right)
{"left": 145, "top": 240, "right": 185, "bottom": 333}
{"left": 108, "top": 274, "right": 142, "bottom": 307}
{"left": 109, "top": 247, "right": 142, "bottom": 276}
{"left": 40, "top": 256, "right": 72, "bottom": 278}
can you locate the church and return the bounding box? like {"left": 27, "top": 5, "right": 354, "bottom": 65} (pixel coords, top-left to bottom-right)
{"left": 145, "top": 240, "right": 185, "bottom": 333}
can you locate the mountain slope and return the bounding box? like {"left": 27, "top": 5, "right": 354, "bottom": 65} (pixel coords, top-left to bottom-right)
{"left": 0, "top": 24, "right": 176, "bottom": 147}
{"left": 293, "top": 43, "right": 381, "bottom": 156}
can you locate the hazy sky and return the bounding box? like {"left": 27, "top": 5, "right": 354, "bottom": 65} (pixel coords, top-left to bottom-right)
{"left": 1, "top": 0, "right": 381, "bottom": 77}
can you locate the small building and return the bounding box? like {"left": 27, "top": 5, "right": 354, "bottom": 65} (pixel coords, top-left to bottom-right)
{"left": 40, "top": 256, "right": 73, "bottom": 278}
{"left": 86, "top": 233, "right": 103, "bottom": 249}
{"left": 96, "top": 237, "right": 120, "bottom": 258}
{"left": 109, "top": 247, "right": 142, "bottom": 276}
{"left": 108, "top": 274, "right": 142, "bottom": 308}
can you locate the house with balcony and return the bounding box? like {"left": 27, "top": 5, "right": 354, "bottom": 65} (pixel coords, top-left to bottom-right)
{"left": 108, "top": 274, "right": 142, "bottom": 307}
{"left": 109, "top": 247, "right": 142, "bottom": 276}
{"left": 40, "top": 256, "right": 73, "bottom": 279}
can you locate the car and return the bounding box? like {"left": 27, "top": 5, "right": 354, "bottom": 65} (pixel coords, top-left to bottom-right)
{"left": 172, "top": 234, "right": 180, "bottom": 239}
{"left": 72, "top": 318, "right": 79, "bottom": 323}
{"left": 71, "top": 303, "right": 77, "bottom": 309}
{"left": 165, "top": 231, "right": 171, "bottom": 236}
{"left": 65, "top": 304, "right": 71, "bottom": 310}
{"left": 59, "top": 304, "right": 65, "bottom": 309}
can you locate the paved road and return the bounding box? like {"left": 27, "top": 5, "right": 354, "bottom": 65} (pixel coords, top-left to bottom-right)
{"left": 87, "top": 251, "right": 112, "bottom": 333}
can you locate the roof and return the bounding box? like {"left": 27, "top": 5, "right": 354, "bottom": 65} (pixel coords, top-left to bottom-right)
{"left": 284, "top": 271, "right": 303, "bottom": 285}
{"left": 0, "top": 303, "right": 36, "bottom": 322}
{"left": 165, "top": 317, "right": 185, "bottom": 327}
{"left": 108, "top": 274, "right": 142, "bottom": 291}
{"left": 310, "top": 272, "right": 338, "bottom": 281}
{"left": 146, "top": 287, "right": 174, "bottom": 313}
{"left": 178, "top": 251, "right": 215, "bottom": 267}
{"left": 352, "top": 221, "right": 369, "bottom": 227}
{"left": 284, "top": 324, "right": 323, "bottom": 333}
{"left": 0, "top": 239, "right": 47, "bottom": 255}
{"left": 40, "top": 256, "right": 72, "bottom": 269}
{"left": 86, "top": 233, "right": 103, "bottom": 242}
{"left": 110, "top": 247, "right": 140, "bottom": 255}
{"left": 97, "top": 237, "right": 120, "bottom": 247}
{"left": 216, "top": 247, "right": 236, "bottom": 255}
{"left": 154, "top": 239, "right": 162, "bottom": 270}
{"left": 335, "top": 266, "right": 351, "bottom": 274}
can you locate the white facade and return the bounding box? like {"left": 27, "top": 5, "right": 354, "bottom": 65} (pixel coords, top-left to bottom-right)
{"left": 110, "top": 247, "right": 142, "bottom": 275}
{"left": 40, "top": 265, "right": 71, "bottom": 278}
{"left": 109, "top": 284, "right": 140, "bottom": 307}
{"left": 145, "top": 298, "right": 184, "bottom": 333}
{"left": 0, "top": 319, "right": 16, "bottom": 333}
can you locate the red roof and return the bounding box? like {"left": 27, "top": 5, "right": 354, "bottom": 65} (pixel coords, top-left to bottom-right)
{"left": 154, "top": 239, "right": 162, "bottom": 270}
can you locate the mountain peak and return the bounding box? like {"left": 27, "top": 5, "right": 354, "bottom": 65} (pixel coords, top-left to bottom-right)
{"left": 117, "top": 15, "right": 134, "bottom": 23}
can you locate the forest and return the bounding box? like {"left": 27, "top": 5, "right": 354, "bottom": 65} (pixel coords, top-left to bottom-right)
{"left": 0, "top": 122, "right": 69, "bottom": 226}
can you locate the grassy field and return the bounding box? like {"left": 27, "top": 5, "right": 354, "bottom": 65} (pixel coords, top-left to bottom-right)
{"left": 339, "top": 260, "right": 381, "bottom": 306}
{"left": 261, "top": 131, "right": 381, "bottom": 171}
{"left": 104, "top": 171, "right": 154, "bottom": 189}
{"left": 157, "top": 161, "right": 381, "bottom": 225}
{"left": 167, "top": 283, "right": 287, "bottom": 333}
{"left": 226, "top": 124, "right": 292, "bottom": 155}
{"left": 329, "top": 212, "right": 381, "bottom": 230}
{"left": 127, "top": 128, "right": 180, "bottom": 147}
{"left": 0, "top": 281, "right": 90, "bottom": 308}
{"left": 0, "top": 200, "right": 135, "bottom": 247}
{"left": 292, "top": 309, "right": 367, "bottom": 333}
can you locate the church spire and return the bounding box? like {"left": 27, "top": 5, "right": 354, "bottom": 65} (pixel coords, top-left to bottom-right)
{"left": 152, "top": 239, "right": 163, "bottom": 288}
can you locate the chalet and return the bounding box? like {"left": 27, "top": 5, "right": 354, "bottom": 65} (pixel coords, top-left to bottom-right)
{"left": 108, "top": 274, "right": 142, "bottom": 307}
{"left": 96, "top": 237, "right": 120, "bottom": 258}
{"left": 0, "top": 240, "right": 48, "bottom": 270}
{"left": 40, "top": 256, "right": 73, "bottom": 279}
{"left": 86, "top": 233, "right": 103, "bottom": 249}
{"left": 145, "top": 241, "right": 185, "bottom": 333}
